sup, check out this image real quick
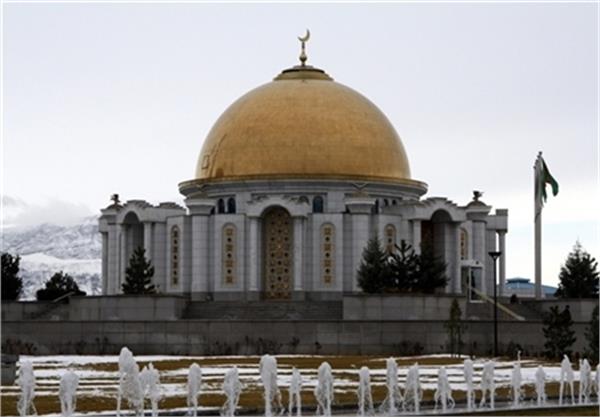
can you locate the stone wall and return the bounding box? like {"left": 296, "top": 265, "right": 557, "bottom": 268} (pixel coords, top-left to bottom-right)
{"left": 1, "top": 301, "right": 60, "bottom": 321}
{"left": 343, "top": 294, "right": 467, "bottom": 321}
{"left": 68, "top": 295, "right": 186, "bottom": 321}
{"left": 523, "top": 299, "right": 599, "bottom": 322}
{"left": 1, "top": 319, "right": 590, "bottom": 357}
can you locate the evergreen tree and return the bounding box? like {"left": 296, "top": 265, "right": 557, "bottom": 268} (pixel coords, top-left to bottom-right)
{"left": 356, "top": 237, "right": 392, "bottom": 293}
{"left": 413, "top": 243, "right": 448, "bottom": 293}
{"left": 36, "top": 271, "right": 86, "bottom": 301}
{"left": 584, "top": 305, "right": 599, "bottom": 362}
{"left": 388, "top": 240, "right": 419, "bottom": 292}
{"left": 542, "top": 305, "right": 576, "bottom": 359}
{"left": 1, "top": 252, "right": 23, "bottom": 301}
{"left": 555, "top": 241, "right": 599, "bottom": 298}
{"left": 122, "top": 247, "right": 156, "bottom": 294}
{"left": 444, "top": 299, "right": 465, "bottom": 357}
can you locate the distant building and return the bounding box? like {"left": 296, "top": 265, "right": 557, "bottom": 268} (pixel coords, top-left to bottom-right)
{"left": 502, "top": 277, "right": 556, "bottom": 299}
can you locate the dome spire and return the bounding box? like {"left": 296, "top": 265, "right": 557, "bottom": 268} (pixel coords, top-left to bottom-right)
{"left": 298, "top": 29, "right": 310, "bottom": 66}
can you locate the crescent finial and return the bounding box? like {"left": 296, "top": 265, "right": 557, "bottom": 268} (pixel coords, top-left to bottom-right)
{"left": 298, "top": 29, "right": 310, "bottom": 66}
{"left": 298, "top": 29, "right": 310, "bottom": 43}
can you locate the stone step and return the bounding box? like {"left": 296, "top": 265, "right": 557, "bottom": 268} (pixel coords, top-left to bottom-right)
{"left": 465, "top": 301, "right": 542, "bottom": 321}
{"left": 183, "top": 301, "right": 343, "bottom": 320}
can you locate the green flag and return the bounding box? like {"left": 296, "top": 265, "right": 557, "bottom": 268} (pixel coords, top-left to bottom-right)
{"left": 535, "top": 153, "right": 559, "bottom": 214}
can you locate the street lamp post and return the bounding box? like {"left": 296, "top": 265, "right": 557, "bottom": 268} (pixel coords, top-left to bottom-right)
{"left": 488, "top": 251, "right": 502, "bottom": 357}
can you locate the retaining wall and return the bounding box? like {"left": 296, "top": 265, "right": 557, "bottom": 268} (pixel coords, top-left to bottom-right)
{"left": 343, "top": 294, "right": 467, "bottom": 320}
{"left": 68, "top": 295, "right": 186, "bottom": 320}
{"left": 522, "top": 299, "right": 598, "bottom": 322}
{"left": 1, "top": 319, "right": 590, "bottom": 357}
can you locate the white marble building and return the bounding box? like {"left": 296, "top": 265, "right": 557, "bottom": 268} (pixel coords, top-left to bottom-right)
{"left": 99, "top": 57, "right": 508, "bottom": 302}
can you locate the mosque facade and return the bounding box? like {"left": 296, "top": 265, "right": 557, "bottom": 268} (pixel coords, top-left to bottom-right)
{"left": 99, "top": 48, "right": 508, "bottom": 302}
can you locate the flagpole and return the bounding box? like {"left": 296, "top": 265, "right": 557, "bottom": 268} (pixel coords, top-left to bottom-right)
{"left": 534, "top": 153, "right": 542, "bottom": 299}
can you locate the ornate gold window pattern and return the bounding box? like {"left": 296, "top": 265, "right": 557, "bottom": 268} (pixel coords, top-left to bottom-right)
{"left": 460, "top": 228, "right": 468, "bottom": 260}
{"left": 321, "top": 224, "right": 335, "bottom": 284}
{"left": 384, "top": 224, "right": 396, "bottom": 253}
{"left": 171, "top": 226, "right": 180, "bottom": 286}
{"left": 264, "top": 207, "right": 293, "bottom": 299}
{"left": 222, "top": 224, "right": 236, "bottom": 285}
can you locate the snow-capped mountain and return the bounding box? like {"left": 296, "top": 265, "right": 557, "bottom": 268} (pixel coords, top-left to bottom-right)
{"left": 1, "top": 216, "right": 102, "bottom": 300}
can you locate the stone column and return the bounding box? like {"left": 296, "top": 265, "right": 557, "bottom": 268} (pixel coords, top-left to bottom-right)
{"left": 412, "top": 220, "right": 422, "bottom": 254}
{"left": 143, "top": 222, "right": 153, "bottom": 261}
{"left": 345, "top": 196, "right": 376, "bottom": 292}
{"left": 467, "top": 213, "right": 487, "bottom": 294}
{"left": 498, "top": 231, "right": 507, "bottom": 296}
{"left": 485, "top": 229, "right": 497, "bottom": 295}
{"left": 101, "top": 232, "right": 108, "bottom": 294}
{"left": 248, "top": 216, "right": 259, "bottom": 296}
{"left": 191, "top": 216, "right": 209, "bottom": 298}
{"left": 293, "top": 217, "right": 304, "bottom": 293}
{"left": 186, "top": 198, "right": 215, "bottom": 301}
{"left": 119, "top": 224, "right": 127, "bottom": 291}
{"left": 452, "top": 223, "right": 462, "bottom": 294}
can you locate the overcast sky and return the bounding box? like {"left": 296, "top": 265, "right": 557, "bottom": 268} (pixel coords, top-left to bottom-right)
{"left": 2, "top": 2, "right": 598, "bottom": 286}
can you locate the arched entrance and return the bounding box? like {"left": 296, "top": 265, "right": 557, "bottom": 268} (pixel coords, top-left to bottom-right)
{"left": 263, "top": 206, "right": 293, "bottom": 299}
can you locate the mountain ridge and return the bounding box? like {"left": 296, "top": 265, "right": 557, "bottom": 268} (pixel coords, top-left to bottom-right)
{"left": 1, "top": 217, "right": 102, "bottom": 299}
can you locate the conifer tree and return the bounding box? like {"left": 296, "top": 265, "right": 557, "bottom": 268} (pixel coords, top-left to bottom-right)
{"left": 542, "top": 305, "right": 576, "bottom": 359}
{"left": 413, "top": 243, "right": 448, "bottom": 293}
{"left": 36, "top": 271, "right": 86, "bottom": 301}
{"left": 388, "top": 240, "right": 419, "bottom": 291}
{"left": 444, "top": 299, "right": 465, "bottom": 357}
{"left": 122, "top": 247, "right": 156, "bottom": 294}
{"left": 1, "top": 252, "right": 23, "bottom": 301}
{"left": 584, "top": 305, "right": 599, "bottom": 362}
{"left": 356, "top": 237, "right": 391, "bottom": 293}
{"left": 555, "top": 241, "right": 599, "bottom": 298}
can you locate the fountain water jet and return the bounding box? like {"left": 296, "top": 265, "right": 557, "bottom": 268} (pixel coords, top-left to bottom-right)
{"left": 479, "top": 360, "right": 495, "bottom": 409}
{"left": 314, "top": 362, "right": 334, "bottom": 417}
{"left": 221, "top": 367, "right": 242, "bottom": 417}
{"left": 510, "top": 351, "right": 523, "bottom": 408}
{"left": 596, "top": 364, "right": 600, "bottom": 404}
{"left": 559, "top": 354, "right": 575, "bottom": 405}
{"left": 260, "top": 354, "right": 282, "bottom": 417}
{"left": 463, "top": 358, "right": 474, "bottom": 411}
{"left": 140, "top": 362, "right": 162, "bottom": 417}
{"left": 17, "top": 361, "right": 37, "bottom": 417}
{"left": 59, "top": 369, "right": 79, "bottom": 417}
{"left": 433, "top": 366, "right": 454, "bottom": 413}
{"left": 357, "top": 366, "right": 374, "bottom": 417}
{"left": 288, "top": 367, "right": 302, "bottom": 417}
{"left": 379, "top": 358, "right": 403, "bottom": 415}
{"left": 404, "top": 363, "right": 422, "bottom": 414}
{"left": 117, "top": 347, "right": 144, "bottom": 417}
{"left": 534, "top": 366, "right": 546, "bottom": 407}
{"left": 187, "top": 363, "right": 202, "bottom": 417}
{"left": 579, "top": 358, "right": 592, "bottom": 404}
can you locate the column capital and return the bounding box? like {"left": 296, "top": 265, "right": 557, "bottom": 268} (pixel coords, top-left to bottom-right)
{"left": 185, "top": 198, "right": 215, "bottom": 215}
{"left": 345, "top": 196, "right": 376, "bottom": 214}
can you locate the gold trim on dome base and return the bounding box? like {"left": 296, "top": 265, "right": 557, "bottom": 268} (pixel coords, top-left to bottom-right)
{"left": 179, "top": 175, "right": 428, "bottom": 196}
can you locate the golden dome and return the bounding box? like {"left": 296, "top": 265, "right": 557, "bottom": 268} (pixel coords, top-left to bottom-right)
{"left": 193, "top": 65, "right": 422, "bottom": 187}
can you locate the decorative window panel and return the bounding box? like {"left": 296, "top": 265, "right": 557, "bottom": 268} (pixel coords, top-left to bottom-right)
{"left": 222, "top": 225, "right": 236, "bottom": 285}
{"left": 460, "top": 228, "right": 468, "bottom": 260}
{"left": 321, "top": 224, "right": 335, "bottom": 285}
{"left": 384, "top": 224, "right": 396, "bottom": 253}
{"left": 171, "top": 226, "right": 180, "bottom": 286}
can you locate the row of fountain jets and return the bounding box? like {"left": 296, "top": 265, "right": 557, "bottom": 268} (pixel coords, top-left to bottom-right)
{"left": 15, "top": 348, "right": 600, "bottom": 417}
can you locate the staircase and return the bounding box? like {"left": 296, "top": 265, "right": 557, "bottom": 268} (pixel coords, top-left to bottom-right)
{"left": 25, "top": 292, "right": 75, "bottom": 320}
{"left": 465, "top": 286, "right": 542, "bottom": 321}
{"left": 183, "top": 301, "right": 343, "bottom": 320}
